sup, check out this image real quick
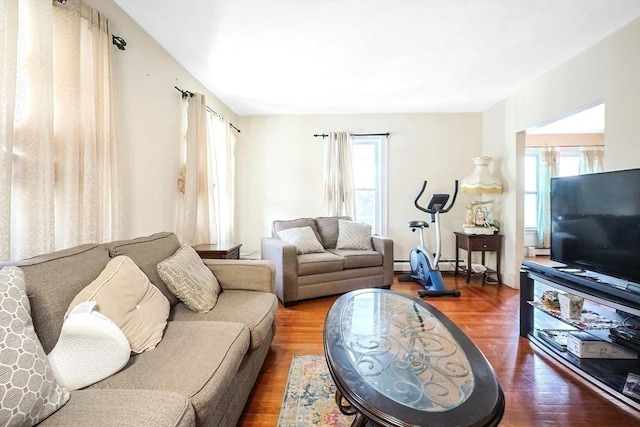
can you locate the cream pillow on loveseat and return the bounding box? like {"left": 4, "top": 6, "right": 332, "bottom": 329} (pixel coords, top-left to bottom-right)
{"left": 336, "top": 220, "right": 373, "bottom": 250}
{"left": 66, "top": 256, "right": 170, "bottom": 353}
{"left": 277, "top": 226, "right": 325, "bottom": 254}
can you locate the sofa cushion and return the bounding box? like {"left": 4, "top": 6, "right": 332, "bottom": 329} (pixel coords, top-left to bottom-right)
{"left": 0, "top": 267, "right": 69, "bottom": 426}
{"left": 336, "top": 220, "right": 373, "bottom": 250}
{"left": 3, "top": 244, "right": 110, "bottom": 353}
{"left": 89, "top": 321, "right": 250, "bottom": 414}
{"left": 39, "top": 389, "right": 196, "bottom": 427}
{"left": 157, "top": 245, "right": 221, "bottom": 313}
{"left": 328, "top": 249, "right": 383, "bottom": 269}
{"left": 315, "top": 216, "right": 351, "bottom": 249}
{"left": 277, "top": 226, "right": 325, "bottom": 254}
{"left": 297, "top": 252, "right": 344, "bottom": 275}
{"left": 66, "top": 256, "right": 170, "bottom": 353}
{"left": 272, "top": 218, "right": 323, "bottom": 245}
{"left": 170, "top": 290, "right": 277, "bottom": 350}
{"left": 108, "top": 232, "right": 181, "bottom": 306}
{"left": 47, "top": 302, "right": 131, "bottom": 391}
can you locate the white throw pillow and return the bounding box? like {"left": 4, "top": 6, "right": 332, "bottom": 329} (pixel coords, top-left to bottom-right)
{"left": 66, "top": 256, "right": 170, "bottom": 353}
{"left": 0, "top": 267, "right": 69, "bottom": 426}
{"left": 48, "top": 302, "right": 131, "bottom": 391}
{"left": 336, "top": 220, "right": 373, "bottom": 250}
{"left": 277, "top": 226, "right": 325, "bottom": 254}
{"left": 157, "top": 245, "right": 221, "bottom": 313}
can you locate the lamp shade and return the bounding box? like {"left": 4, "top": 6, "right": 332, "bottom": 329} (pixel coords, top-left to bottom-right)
{"left": 461, "top": 156, "right": 502, "bottom": 194}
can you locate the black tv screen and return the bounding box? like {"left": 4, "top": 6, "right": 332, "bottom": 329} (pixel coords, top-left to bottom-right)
{"left": 550, "top": 168, "right": 640, "bottom": 285}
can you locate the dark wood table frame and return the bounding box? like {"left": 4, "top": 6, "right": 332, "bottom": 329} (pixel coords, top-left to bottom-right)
{"left": 324, "top": 289, "right": 505, "bottom": 427}
{"left": 454, "top": 232, "right": 503, "bottom": 284}
{"left": 193, "top": 243, "right": 242, "bottom": 259}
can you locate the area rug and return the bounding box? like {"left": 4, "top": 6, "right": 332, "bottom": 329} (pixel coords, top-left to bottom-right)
{"left": 278, "top": 355, "right": 354, "bottom": 427}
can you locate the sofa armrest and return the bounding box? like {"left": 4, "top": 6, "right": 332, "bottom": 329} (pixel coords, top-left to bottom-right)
{"left": 202, "top": 259, "right": 275, "bottom": 293}
{"left": 372, "top": 236, "right": 394, "bottom": 286}
{"left": 260, "top": 237, "right": 299, "bottom": 305}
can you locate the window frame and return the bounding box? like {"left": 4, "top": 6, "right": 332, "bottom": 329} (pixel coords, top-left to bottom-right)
{"left": 524, "top": 147, "right": 585, "bottom": 232}
{"left": 351, "top": 134, "right": 388, "bottom": 236}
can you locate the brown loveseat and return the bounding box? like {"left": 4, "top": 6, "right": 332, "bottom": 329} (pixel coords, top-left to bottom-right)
{"left": 261, "top": 216, "right": 394, "bottom": 306}
{"left": 3, "top": 232, "right": 277, "bottom": 426}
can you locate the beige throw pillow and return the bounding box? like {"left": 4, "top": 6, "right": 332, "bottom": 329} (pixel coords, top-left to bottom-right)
{"left": 157, "top": 245, "right": 221, "bottom": 313}
{"left": 277, "top": 226, "right": 325, "bottom": 254}
{"left": 0, "top": 267, "right": 69, "bottom": 426}
{"left": 66, "top": 256, "right": 170, "bottom": 353}
{"left": 336, "top": 220, "right": 373, "bottom": 250}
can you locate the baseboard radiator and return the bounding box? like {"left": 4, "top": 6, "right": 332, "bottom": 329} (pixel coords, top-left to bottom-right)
{"left": 394, "top": 259, "right": 461, "bottom": 273}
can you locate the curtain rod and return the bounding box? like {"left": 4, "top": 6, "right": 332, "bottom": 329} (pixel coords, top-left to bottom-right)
{"left": 527, "top": 144, "right": 604, "bottom": 149}
{"left": 55, "top": 0, "right": 126, "bottom": 50}
{"left": 313, "top": 133, "right": 390, "bottom": 138}
{"left": 174, "top": 86, "right": 241, "bottom": 133}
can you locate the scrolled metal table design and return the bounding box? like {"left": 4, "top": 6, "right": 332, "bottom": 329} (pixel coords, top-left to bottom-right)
{"left": 324, "top": 289, "right": 504, "bottom": 427}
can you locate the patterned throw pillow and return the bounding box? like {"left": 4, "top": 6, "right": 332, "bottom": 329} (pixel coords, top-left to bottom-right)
{"left": 157, "top": 245, "right": 222, "bottom": 313}
{"left": 0, "top": 266, "right": 70, "bottom": 426}
{"left": 277, "top": 226, "right": 326, "bottom": 254}
{"left": 66, "top": 256, "right": 170, "bottom": 353}
{"left": 336, "top": 220, "right": 373, "bottom": 250}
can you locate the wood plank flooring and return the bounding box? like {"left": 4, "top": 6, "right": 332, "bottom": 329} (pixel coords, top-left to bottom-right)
{"left": 238, "top": 274, "right": 640, "bottom": 426}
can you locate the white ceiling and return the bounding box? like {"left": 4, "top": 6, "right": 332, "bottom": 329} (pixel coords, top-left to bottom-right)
{"left": 113, "top": 0, "right": 640, "bottom": 116}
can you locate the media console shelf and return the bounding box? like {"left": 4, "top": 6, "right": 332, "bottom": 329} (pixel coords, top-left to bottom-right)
{"left": 520, "top": 260, "right": 640, "bottom": 410}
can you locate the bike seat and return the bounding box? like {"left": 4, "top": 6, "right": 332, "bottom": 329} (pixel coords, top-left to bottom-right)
{"left": 408, "top": 220, "right": 429, "bottom": 228}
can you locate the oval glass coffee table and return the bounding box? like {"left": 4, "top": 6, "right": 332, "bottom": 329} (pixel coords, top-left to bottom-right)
{"left": 324, "top": 289, "right": 504, "bottom": 426}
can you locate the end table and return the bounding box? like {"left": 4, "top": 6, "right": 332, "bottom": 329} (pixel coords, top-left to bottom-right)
{"left": 454, "top": 232, "right": 502, "bottom": 284}
{"left": 193, "top": 243, "right": 242, "bottom": 260}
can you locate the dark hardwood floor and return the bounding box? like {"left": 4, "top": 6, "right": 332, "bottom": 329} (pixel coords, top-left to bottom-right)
{"left": 239, "top": 274, "right": 640, "bottom": 426}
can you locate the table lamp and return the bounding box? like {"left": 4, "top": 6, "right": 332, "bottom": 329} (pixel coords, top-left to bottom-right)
{"left": 460, "top": 156, "right": 502, "bottom": 234}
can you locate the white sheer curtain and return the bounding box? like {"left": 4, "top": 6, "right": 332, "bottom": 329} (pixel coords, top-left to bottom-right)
{"left": 323, "top": 132, "right": 355, "bottom": 217}
{"left": 176, "top": 94, "right": 211, "bottom": 245}
{"left": 537, "top": 148, "right": 559, "bottom": 248}
{"left": 579, "top": 147, "right": 604, "bottom": 174}
{"left": 207, "top": 113, "right": 236, "bottom": 245}
{"left": 0, "top": 0, "right": 120, "bottom": 261}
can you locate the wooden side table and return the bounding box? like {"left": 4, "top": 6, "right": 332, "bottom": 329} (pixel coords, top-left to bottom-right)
{"left": 454, "top": 232, "right": 502, "bottom": 284}
{"left": 193, "top": 243, "right": 242, "bottom": 260}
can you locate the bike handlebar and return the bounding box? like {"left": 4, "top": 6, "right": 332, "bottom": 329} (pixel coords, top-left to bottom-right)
{"left": 413, "top": 180, "right": 459, "bottom": 214}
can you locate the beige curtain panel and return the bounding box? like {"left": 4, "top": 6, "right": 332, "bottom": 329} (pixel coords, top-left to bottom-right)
{"left": 323, "top": 131, "right": 356, "bottom": 218}
{"left": 0, "top": 0, "right": 120, "bottom": 261}
{"left": 177, "top": 93, "right": 210, "bottom": 246}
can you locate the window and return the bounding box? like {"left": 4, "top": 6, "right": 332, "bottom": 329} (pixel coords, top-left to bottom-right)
{"left": 524, "top": 147, "right": 583, "bottom": 230}
{"left": 524, "top": 152, "right": 539, "bottom": 229}
{"left": 351, "top": 135, "right": 388, "bottom": 235}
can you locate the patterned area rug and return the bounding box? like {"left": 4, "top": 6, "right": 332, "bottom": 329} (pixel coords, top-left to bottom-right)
{"left": 278, "top": 355, "right": 354, "bottom": 427}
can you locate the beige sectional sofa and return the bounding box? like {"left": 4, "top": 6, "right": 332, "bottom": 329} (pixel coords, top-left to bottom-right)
{"left": 2, "top": 232, "right": 277, "bottom": 426}
{"left": 261, "top": 216, "right": 394, "bottom": 306}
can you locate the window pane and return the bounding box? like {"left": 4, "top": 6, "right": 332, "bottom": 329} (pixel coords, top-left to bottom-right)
{"left": 524, "top": 194, "right": 538, "bottom": 228}
{"left": 558, "top": 155, "right": 580, "bottom": 177}
{"left": 352, "top": 144, "right": 376, "bottom": 188}
{"left": 524, "top": 155, "right": 538, "bottom": 192}
{"left": 355, "top": 190, "right": 375, "bottom": 228}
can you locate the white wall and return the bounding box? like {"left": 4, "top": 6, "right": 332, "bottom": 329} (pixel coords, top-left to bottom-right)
{"left": 483, "top": 18, "right": 640, "bottom": 288}
{"left": 85, "top": 0, "right": 237, "bottom": 239}
{"left": 236, "top": 114, "right": 482, "bottom": 263}
{"left": 83, "top": 3, "right": 639, "bottom": 289}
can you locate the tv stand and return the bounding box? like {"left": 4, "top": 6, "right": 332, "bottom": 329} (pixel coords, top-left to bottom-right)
{"left": 520, "top": 260, "right": 640, "bottom": 410}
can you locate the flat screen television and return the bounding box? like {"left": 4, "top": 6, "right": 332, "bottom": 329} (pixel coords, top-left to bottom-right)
{"left": 550, "top": 168, "right": 640, "bottom": 286}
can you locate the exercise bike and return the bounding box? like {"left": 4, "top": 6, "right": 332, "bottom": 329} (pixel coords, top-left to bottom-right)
{"left": 399, "top": 180, "right": 461, "bottom": 298}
